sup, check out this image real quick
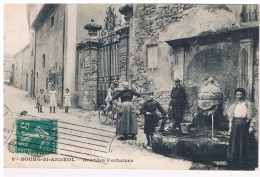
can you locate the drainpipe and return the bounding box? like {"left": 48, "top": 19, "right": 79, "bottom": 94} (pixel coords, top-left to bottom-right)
{"left": 61, "top": 4, "right": 66, "bottom": 108}
{"left": 33, "top": 31, "right": 36, "bottom": 98}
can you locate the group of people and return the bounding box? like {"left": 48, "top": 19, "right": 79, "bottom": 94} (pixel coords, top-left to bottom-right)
{"left": 36, "top": 86, "right": 72, "bottom": 113}
{"left": 105, "top": 79, "right": 258, "bottom": 170}
{"left": 104, "top": 79, "right": 187, "bottom": 147}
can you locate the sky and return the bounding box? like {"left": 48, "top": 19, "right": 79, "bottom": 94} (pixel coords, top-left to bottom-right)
{"left": 4, "top": 4, "right": 29, "bottom": 55}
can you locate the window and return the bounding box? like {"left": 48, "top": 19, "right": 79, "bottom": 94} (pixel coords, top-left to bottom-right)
{"left": 42, "top": 54, "right": 45, "bottom": 67}
{"left": 51, "top": 15, "right": 54, "bottom": 27}
{"left": 241, "top": 5, "right": 259, "bottom": 22}
{"left": 147, "top": 45, "right": 158, "bottom": 70}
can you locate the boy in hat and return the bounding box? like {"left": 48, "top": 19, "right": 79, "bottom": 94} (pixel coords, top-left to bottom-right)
{"left": 140, "top": 92, "right": 166, "bottom": 149}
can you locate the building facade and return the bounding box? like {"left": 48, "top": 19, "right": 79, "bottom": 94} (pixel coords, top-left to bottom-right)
{"left": 13, "top": 45, "right": 30, "bottom": 91}
{"left": 26, "top": 4, "right": 123, "bottom": 106}
{"left": 22, "top": 4, "right": 259, "bottom": 119}
{"left": 127, "top": 4, "right": 259, "bottom": 133}
{"left": 76, "top": 4, "right": 259, "bottom": 111}
{"left": 4, "top": 53, "right": 15, "bottom": 84}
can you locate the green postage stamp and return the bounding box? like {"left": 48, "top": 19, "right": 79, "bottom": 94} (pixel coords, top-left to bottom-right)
{"left": 16, "top": 119, "right": 58, "bottom": 154}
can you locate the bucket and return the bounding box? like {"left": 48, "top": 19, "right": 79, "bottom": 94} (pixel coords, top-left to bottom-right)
{"left": 181, "top": 123, "right": 191, "bottom": 133}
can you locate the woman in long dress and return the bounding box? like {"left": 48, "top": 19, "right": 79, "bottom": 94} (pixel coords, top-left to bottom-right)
{"left": 63, "top": 88, "right": 71, "bottom": 113}
{"left": 226, "top": 88, "right": 258, "bottom": 170}
{"left": 112, "top": 82, "right": 141, "bottom": 140}
{"left": 49, "top": 86, "right": 57, "bottom": 113}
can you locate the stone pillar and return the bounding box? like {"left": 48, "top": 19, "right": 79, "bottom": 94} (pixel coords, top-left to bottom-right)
{"left": 238, "top": 39, "right": 254, "bottom": 101}
{"left": 115, "top": 26, "right": 129, "bottom": 84}
{"left": 117, "top": 4, "right": 133, "bottom": 84}
{"left": 76, "top": 19, "right": 102, "bottom": 110}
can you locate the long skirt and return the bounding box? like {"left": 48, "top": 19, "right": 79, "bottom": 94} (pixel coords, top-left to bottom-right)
{"left": 227, "top": 118, "right": 258, "bottom": 170}
{"left": 116, "top": 101, "right": 137, "bottom": 136}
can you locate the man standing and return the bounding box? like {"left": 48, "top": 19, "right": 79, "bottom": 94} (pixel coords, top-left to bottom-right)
{"left": 168, "top": 78, "right": 187, "bottom": 132}
{"left": 226, "top": 88, "right": 258, "bottom": 170}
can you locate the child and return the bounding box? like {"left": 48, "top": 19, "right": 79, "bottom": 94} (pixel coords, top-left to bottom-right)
{"left": 104, "top": 82, "right": 116, "bottom": 115}
{"left": 49, "top": 86, "right": 57, "bottom": 113}
{"left": 63, "top": 88, "right": 71, "bottom": 113}
{"left": 140, "top": 92, "right": 166, "bottom": 149}
{"left": 37, "top": 89, "right": 46, "bottom": 113}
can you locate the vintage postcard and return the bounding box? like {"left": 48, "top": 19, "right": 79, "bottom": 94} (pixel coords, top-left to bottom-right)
{"left": 3, "top": 2, "right": 259, "bottom": 173}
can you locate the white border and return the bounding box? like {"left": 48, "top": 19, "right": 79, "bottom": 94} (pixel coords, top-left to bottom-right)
{"left": 1, "top": 0, "right": 260, "bottom": 177}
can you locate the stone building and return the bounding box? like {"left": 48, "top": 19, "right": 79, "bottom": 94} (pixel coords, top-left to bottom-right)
{"left": 127, "top": 4, "right": 259, "bottom": 113}
{"left": 23, "top": 4, "right": 259, "bottom": 121}
{"left": 77, "top": 4, "right": 259, "bottom": 134}
{"left": 4, "top": 53, "right": 15, "bottom": 84}
{"left": 26, "top": 4, "right": 123, "bottom": 106}
{"left": 13, "top": 45, "right": 30, "bottom": 90}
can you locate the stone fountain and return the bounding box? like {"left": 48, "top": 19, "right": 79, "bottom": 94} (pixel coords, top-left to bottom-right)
{"left": 152, "top": 77, "right": 230, "bottom": 163}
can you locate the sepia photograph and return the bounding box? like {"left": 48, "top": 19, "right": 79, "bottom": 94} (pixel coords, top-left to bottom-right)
{"left": 2, "top": 0, "right": 259, "bottom": 176}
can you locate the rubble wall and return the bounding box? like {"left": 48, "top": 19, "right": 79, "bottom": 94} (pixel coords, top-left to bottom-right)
{"left": 130, "top": 4, "right": 196, "bottom": 114}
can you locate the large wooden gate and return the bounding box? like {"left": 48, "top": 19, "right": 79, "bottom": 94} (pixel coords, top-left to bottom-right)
{"left": 97, "top": 6, "right": 120, "bottom": 106}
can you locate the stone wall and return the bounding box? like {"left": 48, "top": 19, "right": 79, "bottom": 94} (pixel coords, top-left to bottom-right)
{"left": 129, "top": 4, "right": 196, "bottom": 112}
{"left": 77, "top": 44, "right": 99, "bottom": 110}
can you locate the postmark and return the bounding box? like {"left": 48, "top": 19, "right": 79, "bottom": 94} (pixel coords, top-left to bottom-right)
{"left": 7, "top": 139, "right": 16, "bottom": 153}
{"left": 4, "top": 104, "right": 15, "bottom": 144}
{"left": 16, "top": 119, "right": 58, "bottom": 155}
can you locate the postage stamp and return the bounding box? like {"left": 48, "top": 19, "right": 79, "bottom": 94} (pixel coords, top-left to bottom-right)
{"left": 15, "top": 119, "right": 58, "bottom": 155}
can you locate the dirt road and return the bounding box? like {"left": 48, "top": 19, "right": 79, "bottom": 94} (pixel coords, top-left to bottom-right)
{"left": 4, "top": 85, "right": 192, "bottom": 170}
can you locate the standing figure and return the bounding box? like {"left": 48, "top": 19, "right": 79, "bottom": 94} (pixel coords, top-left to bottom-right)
{"left": 104, "top": 83, "right": 116, "bottom": 115}
{"left": 63, "top": 88, "right": 71, "bottom": 113}
{"left": 37, "top": 89, "right": 46, "bottom": 113}
{"left": 140, "top": 92, "right": 166, "bottom": 149}
{"left": 169, "top": 78, "right": 187, "bottom": 131}
{"left": 112, "top": 82, "right": 141, "bottom": 140}
{"left": 49, "top": 86, "right": 57, "bottom": 113}
{"left": 226, "top": 88, "right": 258, "bottom": 170}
